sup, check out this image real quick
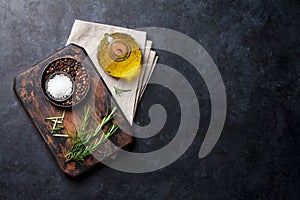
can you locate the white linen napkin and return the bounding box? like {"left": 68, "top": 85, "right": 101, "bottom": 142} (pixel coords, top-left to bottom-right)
{"left": 66, "top": 20, "right": 157, "bottom": 124}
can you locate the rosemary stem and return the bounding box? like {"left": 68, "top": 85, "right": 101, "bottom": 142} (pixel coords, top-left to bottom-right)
{"left": 66, "top": 106, "right": 118, "bottom": 163}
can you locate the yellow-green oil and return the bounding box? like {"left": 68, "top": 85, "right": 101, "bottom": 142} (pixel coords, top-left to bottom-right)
{"left": 97, "top": 32, "right": 142, "bottom": 78}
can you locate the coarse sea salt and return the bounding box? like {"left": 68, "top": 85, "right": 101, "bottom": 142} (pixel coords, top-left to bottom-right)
{"left": 47, "top": 74, "right": 73, "bottom": 100}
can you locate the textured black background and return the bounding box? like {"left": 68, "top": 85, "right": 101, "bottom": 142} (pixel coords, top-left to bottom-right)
{"left": 1, "top": 0, "right": 299, "bottom": 199}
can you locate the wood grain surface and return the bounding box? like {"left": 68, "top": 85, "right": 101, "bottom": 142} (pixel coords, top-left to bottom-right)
{"left": 13, "top": 44, "right": 133, "bottom": 177}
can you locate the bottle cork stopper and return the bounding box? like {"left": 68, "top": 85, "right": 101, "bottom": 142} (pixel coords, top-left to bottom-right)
{"left": 111, "top": 41, "right": 128, "bottom": 57}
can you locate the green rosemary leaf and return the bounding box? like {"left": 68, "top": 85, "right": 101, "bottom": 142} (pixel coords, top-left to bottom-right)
{"left": 46, "top": 109, "right": 66, "bottom": 134}
{"left": 66, "top": 106, "right": 118, "bottom": 164}
{"left": 61, "top": 109, "right": 66, "bottom": 119}
{"left": 45, "top": 116, "right": 63, "bottom": 120}
{"left": 53, "top": 134, "right": 70, "bottom": 138}
{"left": 51, "top": 120, "right": 63, "bottom": 124}
{"left": 114, "top": 86, "right": 132, "bottom": 97}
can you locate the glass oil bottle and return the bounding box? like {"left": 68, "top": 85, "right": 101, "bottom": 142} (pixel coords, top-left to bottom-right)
{"left": 97, "top": 32, "right": 142, "bottom": 78}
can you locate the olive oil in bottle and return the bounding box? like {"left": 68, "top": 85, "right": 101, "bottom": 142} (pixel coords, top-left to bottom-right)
{"left": 97, "top": 32, "right": 142, "bottom": 78}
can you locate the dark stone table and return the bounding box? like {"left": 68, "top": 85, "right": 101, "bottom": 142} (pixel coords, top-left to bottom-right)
{"left": 1, "top": 0, "right": 299, "bottom": 199}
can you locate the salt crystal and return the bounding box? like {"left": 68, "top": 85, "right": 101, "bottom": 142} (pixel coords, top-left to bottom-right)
{"left": 47, "top": 74, "right": 73, "bottom": 100}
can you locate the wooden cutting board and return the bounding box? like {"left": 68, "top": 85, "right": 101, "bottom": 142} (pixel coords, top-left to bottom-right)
{"left": 13, "top": 44, "right": 133, "bottom": 177}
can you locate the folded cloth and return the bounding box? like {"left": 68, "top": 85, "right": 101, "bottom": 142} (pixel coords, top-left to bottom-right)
{"left": 66, "top": 20, "right": 157, "bottom": 124}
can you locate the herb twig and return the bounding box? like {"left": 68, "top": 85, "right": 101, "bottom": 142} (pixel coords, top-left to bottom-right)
{"left": 45, "top": 109, "right": 66, "bottom": 134}
{"left": 65, "top": 107, "right": 118, "bottom": 163}
{"left": 114, "top": 86, "right": 131, "bottom": 97}
{"left": 53, "top": 134, "right": 70, "bottom": 138}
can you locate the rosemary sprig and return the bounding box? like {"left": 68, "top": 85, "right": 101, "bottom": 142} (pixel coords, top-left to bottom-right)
{"left": 45, "top": 109, "right": 66, "bottom": 134}
{"left": 114, "top": 86, "right": 131, "bottom": 97}
{"left": 66, "top": 107, "right": 118, "bottom": 163}
{"left": 53, "top": 134, "right": 70, "bottom": 138}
